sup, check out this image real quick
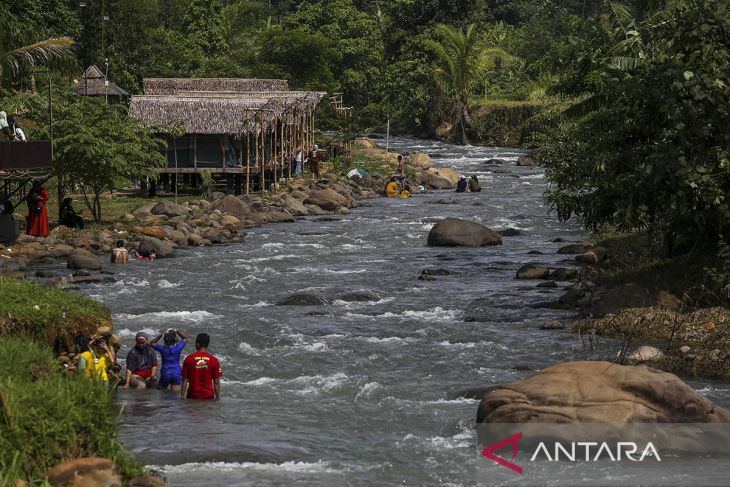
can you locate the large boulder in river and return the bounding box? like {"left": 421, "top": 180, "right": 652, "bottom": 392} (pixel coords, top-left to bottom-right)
{"left": 516, "top": 264, "right": 549, "bottom": 279}
{"left": 210, "top": 195, "right": 252, "bottom": 220}
{"left": 477, "top": 361, "right": 730, "bottom": 424}
{"left": 151, "top": 201, "right": 190, "bottom": 218}
{"left": 416, "top": 173, "right": 453, "bottom": 190}
{"left": 46, "top": 457, "right": 121, "bottom": 487}
{"left": 138, "top": 236, "right": 174, "bottom": 258}
{"left": 427, "top": 218, "right": 502, "bottom": 247}
{"left": 409, "top": 153, "right": 434, "bottom": 169}
{"left": 304, "top": 188, "right": 349, "bottom": 212}
{"left": 424, "top": 167, "right": 461, "bottom": 185}
{"left": 282, "top": 195, "right": 309, "bottom": 216}
{"left": 67, "top": 250, "right": 102, "bottom": 271}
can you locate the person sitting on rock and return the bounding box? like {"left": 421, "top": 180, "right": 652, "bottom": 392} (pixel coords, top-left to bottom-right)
{"left": 122, "top": 332, "right": 158, "bottom": 389}
{"left": 77, "top": 334, "right": 116, "bottom": 382}
{"left": 455, "top": 175, "right": 468, "bottom": 193}
{"left": 385, "top": 177, "right": 399, "bottom": 197}
{"left": 111, "top": 240, "right": 129, "bottom": 264}
{"left": 400, "top": 181, "right": 412, "bottom": 198}
{"left": 59, "top": 197, "right": 84, "bottom": 229}
{"left": 468, "top": 175, "right": 481, "bottom": 192}
{"left": 150, "top": 328, "right": 189, "bottom": 392}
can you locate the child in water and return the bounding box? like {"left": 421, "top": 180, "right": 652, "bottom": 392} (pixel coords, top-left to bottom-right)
{"left": 134, "top": 248, "right": 157, "bottom": 261}
{"left": 150, "top": 328, "right": 188, "bottom": 392}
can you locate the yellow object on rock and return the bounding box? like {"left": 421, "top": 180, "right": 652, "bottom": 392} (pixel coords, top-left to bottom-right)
{"left": 399, "top": 190, "right": 411, "bottom": 198}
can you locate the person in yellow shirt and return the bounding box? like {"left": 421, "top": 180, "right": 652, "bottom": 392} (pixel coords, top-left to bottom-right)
{"left": 385, "top": 177, "right": 399, "bottom": 197}
{"left": 78, "top": 335, "right": 116, "bottom": 382}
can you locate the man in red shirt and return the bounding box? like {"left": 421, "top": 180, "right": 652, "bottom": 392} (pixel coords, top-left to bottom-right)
{"left": 181, "top": 333, "right": 222, "bottom": 400}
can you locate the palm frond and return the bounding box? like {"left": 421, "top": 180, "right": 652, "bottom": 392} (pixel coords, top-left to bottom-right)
{"left": 0, "top": 37, "right": 75, "bottom": 80}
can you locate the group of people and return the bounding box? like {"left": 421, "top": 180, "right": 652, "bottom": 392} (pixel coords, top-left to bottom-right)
{"left": 110, "top": 239, "right": 157, "bottom": 263}
{"left": 456, "top": 175, "right": 481, "bottom": 193}
{"left": 293, "top": 144, "right": 321, "bottom": 177}
{"left": 0, "top": 111, "right": 26, "bottom": 142}
{"left": 76, "top": 328, "right": 222, "bottom": 400}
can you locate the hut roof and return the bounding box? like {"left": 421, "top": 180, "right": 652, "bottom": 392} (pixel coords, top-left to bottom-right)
{"left": 142, "top": 78, "right": 289, "bottom": 95}
{"left": 128, "top": 90, "right": 326, "bottom": 135}
{"left": 73, "top": 65, "right": 129, "bottom": 97}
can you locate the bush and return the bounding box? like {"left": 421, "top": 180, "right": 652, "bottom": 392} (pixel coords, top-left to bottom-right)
{"left": 0, "top": 338, "right": 142, "bottom": 484}
{"left": 0, "top": 277, "right": 110, "bottom": 346}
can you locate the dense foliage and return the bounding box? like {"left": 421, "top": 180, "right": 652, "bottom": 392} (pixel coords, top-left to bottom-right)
{"left": 536, "top": 0, "right": 730, "bottom": 254}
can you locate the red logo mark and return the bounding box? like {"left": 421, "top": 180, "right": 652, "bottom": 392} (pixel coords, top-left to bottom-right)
{"left": 481, "top": 432, "right": 523, "bottom": 474}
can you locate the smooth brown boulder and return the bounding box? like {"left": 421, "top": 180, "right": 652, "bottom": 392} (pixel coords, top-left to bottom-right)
{"left": 304, "top": 188, "right": 349, "bottom": 211}
{"left": 477, "top": 361, "right": 730, "bottom": 424}
{"left": 140, "top": 226, "right": 168, "bottom": 239}
{"left": 67, "top": 250, "right": 102, "bottom": 271}
{"left": 416, "top": 173, "right": 453, "bottom": 190}
{"left": 138, "top": 236, "right": 174, "bottom": 258}
{"left": 210, "top": 195, "right": 252, "bottom": 220}
{"left": 151, "top": 201, "right": 190, "bottom": 217}
{"left": 131, "top": 202, "right": 156, "bottom": 219}
{"left": 46, "top": 457, "right": 121, "bottom": 487}
{"left": 409, "top": 153, "right": 434, "bottom": 169}
{"left": 427, "top": 218, "right": 502, "bottom": 247}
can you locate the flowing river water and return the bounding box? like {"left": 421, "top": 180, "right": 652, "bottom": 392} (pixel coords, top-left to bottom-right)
{"left": 80, "top": 136, "right": 730, "bottom": 486}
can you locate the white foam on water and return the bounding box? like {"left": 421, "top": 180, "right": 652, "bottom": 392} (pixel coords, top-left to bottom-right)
{"left": 437, "top": 340, "right": 477, "bottom": 349}
{"left": 290, "top": 266, "right": 368, "bottom": 275}
{"left": 355, "top": 381, "right": 381, "bottom": 401}
{"left": 154, "top": 460, "right": 342, "bottom": 475}
{"left": 331, "top": 297, "right": 394, "bottom": 307}
{"left": 356, "top": 336, "right": 419, "bottom": 345}
{"left": 237, "top": 301, "right": 270, "bottom": 309}
{"left": 243, "top": 377, "right": 277, "bottom": 386}
{"left": 237, "top": 254, "right": 300, "bottom": 263}
{"left": 522, "top": 173, "right": 545, "bottom": 180}
{"left": 116, "top": 327, "right": 157, "bottom": 338}
{"left": 343, "top": 307, "right": 461, "bottom": 323}
{"left": 157, "top": 280, "right": 180, "bottom": 289}
{"left": 238, "top": 342, "right": 262, "bottom": 356}
{"left": 115, "top": 278, "right": 150, "bottom": 288}
{"left": 115, "top": 310, "right": 222, "bottom": 323}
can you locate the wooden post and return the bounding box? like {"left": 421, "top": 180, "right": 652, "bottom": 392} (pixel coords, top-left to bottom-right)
{"left": 260, "top": 121, "right": 265, "bottom": 193}
{"left": 254, "top": 119, "right": 259, "bottom": 193}
{"left": 288, "top": 113, "right": 293, "bottom": 179}
{"left": 273, "top": 121, "right": 278, "bottom": 191}
{"left": 246, "top": 114, "right": 250, "bottom": 195}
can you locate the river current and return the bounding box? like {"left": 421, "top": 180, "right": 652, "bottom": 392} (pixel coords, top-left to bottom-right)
{"left": 81, "top": 136, "right": 730, "bottom": 486}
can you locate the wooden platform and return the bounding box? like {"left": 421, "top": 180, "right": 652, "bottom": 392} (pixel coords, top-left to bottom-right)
{"left": 154, "top": 167, "right": 259, "bottom": 174}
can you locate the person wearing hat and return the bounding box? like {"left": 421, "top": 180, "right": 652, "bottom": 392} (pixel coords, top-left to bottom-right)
{"left": 122, "top": 332, "right": 158, "bottom": 389}
{"left": 456, "top": 175, "right": 468, "bottom": 193}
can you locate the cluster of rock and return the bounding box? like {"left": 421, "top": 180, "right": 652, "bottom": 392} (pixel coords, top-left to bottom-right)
{"left": 353, "top": 138, "right": 464, "bottom": 191}
{"left": 0, "top": 178, "right": 375, "bottom": 280}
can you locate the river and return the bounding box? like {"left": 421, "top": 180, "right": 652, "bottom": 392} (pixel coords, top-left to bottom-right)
{"left": 82, "top": 136, "right": 730, "bottom": 486}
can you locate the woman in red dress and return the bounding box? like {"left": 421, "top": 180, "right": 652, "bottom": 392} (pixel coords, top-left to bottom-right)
{"left": 26, "top": 181, "right": 49, "bottom": 237}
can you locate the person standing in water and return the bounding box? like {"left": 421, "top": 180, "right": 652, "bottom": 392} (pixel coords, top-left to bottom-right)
{"left": 151, "top": 328, "right": 188, "bottom": 392}
{"left": 181, "top": 333, "right": 222, "bottom": 400}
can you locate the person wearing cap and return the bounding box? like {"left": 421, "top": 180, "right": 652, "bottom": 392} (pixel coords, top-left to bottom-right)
{"left": 456, "top": 175, "right": 468, "bottom": 193}
{"left": 122, "top": 332, "right": 158, "bottom": 389}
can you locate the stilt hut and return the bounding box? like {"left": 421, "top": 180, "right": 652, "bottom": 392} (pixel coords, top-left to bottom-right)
{"left": 128, "top": 78, "right": 325, "bottom": 195}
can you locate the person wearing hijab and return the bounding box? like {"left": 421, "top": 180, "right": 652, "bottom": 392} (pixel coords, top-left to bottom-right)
{"left": 122, "top": 332, "right": 158, "bottom": 389}
{"left": 25, "top": 180, "right": 50, "bottom": 237}
{"left": 59, "top": 197, "right": 84, "bottom": 229}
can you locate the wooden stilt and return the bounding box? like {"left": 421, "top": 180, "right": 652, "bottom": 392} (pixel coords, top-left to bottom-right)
{"left": 245, "top": 113, "right": 250, "bottom": 195}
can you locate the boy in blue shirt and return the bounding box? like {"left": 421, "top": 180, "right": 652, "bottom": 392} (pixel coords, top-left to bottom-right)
{"left": 150, "top": 329, "right": 188, "bottom": 392}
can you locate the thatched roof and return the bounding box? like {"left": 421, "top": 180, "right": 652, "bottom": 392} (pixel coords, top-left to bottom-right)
{"left": 73, "top": 65, "right": 129, "bottom": 97}
{"left": 143, "top": 78, "right": 288, "bottom": 95}
{"left": 128, "top": 79, "right": 326, "bottom": 134}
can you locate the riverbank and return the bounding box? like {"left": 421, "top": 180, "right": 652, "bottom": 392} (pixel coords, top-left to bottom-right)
{"left": 562, "top": 230, "right": 730, "bottom": 380}
{"left": 0, "top": 277, "right": 148, "bottom": 485}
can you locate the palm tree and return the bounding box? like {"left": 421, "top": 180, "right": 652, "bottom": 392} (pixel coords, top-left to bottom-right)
{"left": 426, "top": 24, "right": 513, "bottom": 145}
{"left": 0, "top": 37, "right": 75, "bottom": 87}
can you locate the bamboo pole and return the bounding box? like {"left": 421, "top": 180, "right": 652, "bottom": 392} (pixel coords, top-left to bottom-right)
{"left": 273, "top": 122, "right": 278, "bottom": 191}
{"left": 245, "top": 113, "right": 250, "bottom": 195}
{"left": 255, "top": 119, "right": 260, "bottom": 193}
{"left": 288, "top": 113, "right": 293, "bottom": 179}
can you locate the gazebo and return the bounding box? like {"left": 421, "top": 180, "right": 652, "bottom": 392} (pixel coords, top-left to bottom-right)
{"left": 74, "top": 65, "right": 129, "bottom": 102}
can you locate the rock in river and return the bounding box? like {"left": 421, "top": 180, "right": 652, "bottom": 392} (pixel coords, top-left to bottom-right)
{"left": 427, "top": 218, "right": 502, "bottom": 247}
{"left": 138, "top": 236, "right": 174, "bottom": 258}
{"left": 516, "top": 264, "right": 549, "bottom": 279}
{"left": 477, "top": 361, "right": 730, "bottom": 423}
{"left": 67, "top": 250, "right": 102, "bottom": 271}
{"left": 337, "top": 291, "right": 380, "bottom": 302}
{"left": 276, "top": 293, "right": 327, "bottom": 306}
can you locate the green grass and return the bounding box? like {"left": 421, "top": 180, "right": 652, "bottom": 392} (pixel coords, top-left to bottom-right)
{"left": 0, "top": 277, "right": 110, "bottom": 347}
{"left": 0, "top": 337, "right": 142, "bottom": 484}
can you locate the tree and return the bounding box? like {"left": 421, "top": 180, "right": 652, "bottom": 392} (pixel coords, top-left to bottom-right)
{"left": 426, "top": 23, "right": 512, "bottom": 144}
{"left": 537, "top": 0, "right": 730, "bottom": 253}
{"left": 51, "top": 97, "right": 166, "bottom": 222}
{"left": 184, "top": 0, "right": 229, "bottom": 55}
